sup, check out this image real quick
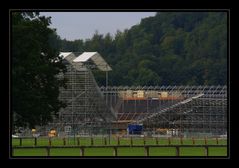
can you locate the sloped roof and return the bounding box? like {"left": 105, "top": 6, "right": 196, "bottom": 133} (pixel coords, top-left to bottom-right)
{"left": 59, "top": 52, "right": 112, "bottom": 71}
{"left": 73, "top": 52, "right": 112, "bottom": 71}
{"left": 59, "top": 52, "right": 73, "bottom": 59}
{"left": 73, "top": 52, "right": 97, "bottom": 62}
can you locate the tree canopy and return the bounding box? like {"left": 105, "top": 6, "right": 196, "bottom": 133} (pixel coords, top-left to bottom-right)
{"left": 12, "top": 12, "right": 66, "bottom": 128}
{"left": 59, "top": 12, "right": 227, "bottom": 86}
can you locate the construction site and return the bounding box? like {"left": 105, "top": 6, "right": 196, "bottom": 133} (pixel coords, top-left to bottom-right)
{"left": 38, "top": 52, "right": 228, "bottom": 138}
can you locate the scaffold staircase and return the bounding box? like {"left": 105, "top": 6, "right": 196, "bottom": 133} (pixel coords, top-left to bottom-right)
{"left": 137, "top": 93, "right": 204, "bottom": 123}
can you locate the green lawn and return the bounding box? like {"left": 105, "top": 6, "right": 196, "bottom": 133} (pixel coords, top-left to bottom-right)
{"left": 12, "top": 137, "right": 227, "bottom": 157}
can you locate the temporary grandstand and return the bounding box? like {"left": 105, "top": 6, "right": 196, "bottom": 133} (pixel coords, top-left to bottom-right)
{"left": 45, "top": 52, "right": 227, "bottom": 138}
{"left": 47, "top": 52, "right": 116, "bottom": 136}
{"left": 100, "top": 85, "right": 227, "bottom": 137}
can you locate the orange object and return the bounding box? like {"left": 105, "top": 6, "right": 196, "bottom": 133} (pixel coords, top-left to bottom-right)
{"left": 48, "top": 129, "right": 57, "bottom": 137}
{"left": 123, "top": 97, "right": 147, "bottom": 100}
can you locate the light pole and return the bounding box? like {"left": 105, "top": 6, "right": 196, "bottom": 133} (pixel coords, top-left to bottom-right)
{"left": 106, "top": 70, "right": 108, "bottom": 105}
{"left": 105, "top": 65, "right": 111, "bottom": 144}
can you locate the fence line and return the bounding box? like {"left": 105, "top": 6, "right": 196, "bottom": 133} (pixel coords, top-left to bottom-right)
{"left": 12, "top": 137, "right": 227, "bottom": 146}
{"left": 12, "top": 144, "right": 226, "bottom": 156}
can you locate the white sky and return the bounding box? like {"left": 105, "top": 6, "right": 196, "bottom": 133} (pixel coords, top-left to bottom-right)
{"left": 40, "top": 12, "right": 156, "bottom": 41}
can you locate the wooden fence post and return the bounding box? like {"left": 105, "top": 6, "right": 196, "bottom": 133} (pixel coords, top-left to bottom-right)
{"left": 77, "top": 137, "right": 80, "bottom": 146}
{"left": 168, "top": 137, "right": 171, "bottom": 145}
{"left": 80, "top": 147, "right": 85, "bottom": 156}
{"left": 176, "top": 146, "right": 180, "bottom": 156}
{"left": 46, "top": 147, "right": 50, "bottom": 156}
{"left": 113, "top": 147, "right": 118, "bottom": 156}
{"left": 204, "top": 137, "right": 207, "bottom": 145}
{"left": 204, "top": 146, "right": 209, "bottom": 156}
{"left": 20, "top": 138, "right": 22, "bottom": 146}
{"left": 63, "top": 138, "right": 66, "bottom": 146}
{"left": 192, "top": 137, "right": 195, "bottom": 145}
{"left": 155, "top": 137, "right": 159, "bottom": 145}
{"left": 34, "top": 137, "right": 37, "bottom": 146}
{"left": 104, "top": 137, "right": 107, "bottom": 145}
{"left": 117, "top": 137, "right": 120, "bottom": 145}
{"left": 143, "top": 137, "right": 146, "bottom": 145}
{"left": 216, "top": 137, "right": 218, "bottom": 145}
{"left": 144, "top": 146, "right": 149, "bottom": 156}
{"left": 130, "top": 137, "right": 133, "bottom": 146}
{"left": 91, "top": 137, "right": 94, "bottom": 146}
{"left": 180, "top": 137, "right": 183, "bottom": 145}
{"left": 48, "top": 138, "right": 52, "bottom": 146}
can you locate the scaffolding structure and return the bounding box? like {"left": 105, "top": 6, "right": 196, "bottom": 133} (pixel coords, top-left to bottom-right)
{"left": 48, "top": 52, "right": 116, "bottom": 136}
{"left": 44, "top": 52, "right": 227, "bottom": 138}
{"left": 100, "top": 85, "right": 227, "bottom": 137}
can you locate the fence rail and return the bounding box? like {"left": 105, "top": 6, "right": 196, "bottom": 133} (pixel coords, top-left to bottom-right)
{"left": 12, "top": 136, "right": 226, "bottom": 146}
{"left": 12, "top": 144, "right": 226, "bottom": 156}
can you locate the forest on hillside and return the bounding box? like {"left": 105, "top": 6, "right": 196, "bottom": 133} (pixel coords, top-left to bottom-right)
{"left": 59, "top": 12, "right": 227, "bottom": 86}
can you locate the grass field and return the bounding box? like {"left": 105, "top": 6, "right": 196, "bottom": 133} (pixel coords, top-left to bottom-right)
{"left": 12, "top": 137, "right": 227, "bottom": 157}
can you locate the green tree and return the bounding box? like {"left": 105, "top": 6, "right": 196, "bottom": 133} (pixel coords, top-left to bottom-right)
{"left": 12, "top": 12, "right": 66, "bottom": 128}
{"left": 59, "top": 12, "right": 227, "bottom": 86}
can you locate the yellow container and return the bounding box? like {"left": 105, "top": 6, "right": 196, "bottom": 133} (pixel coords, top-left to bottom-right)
{"left": 137, "top": 90, "right": 145, "bottom": 98}
{"left": 147, "top": 91, "right": 158, "bottom": 98}
{"left": 160, "top": 92, "right": 168, "bottom": 98}
{"left": 126, "top": 90, "right": 133, "bottom": 98}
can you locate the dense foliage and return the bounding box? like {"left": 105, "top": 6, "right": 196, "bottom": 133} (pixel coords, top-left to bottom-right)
{"left": 60, "top": 12, "right": 227, "bottom": 86}
{"left": 12, "top": 12, "right": 66, "bottom": 128}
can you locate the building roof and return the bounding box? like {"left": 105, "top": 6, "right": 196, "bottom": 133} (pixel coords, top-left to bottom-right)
{"left": 59, "top": 52, "right": 112, "bottom": 71}
{"left": 73, "top": 52, "right": 112, "bottom": 71}
{"left": 73, "top": 52, "right": 97, "bottom": 62}
{"left": 59, "top": 52, "right": 73, "bottom": 59}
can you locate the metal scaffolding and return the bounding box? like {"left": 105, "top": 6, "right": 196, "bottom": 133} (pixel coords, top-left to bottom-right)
{"left": 48, "top": 52, "right": 115, "bottom": 136}
{"left": 16, "top": 50, "right": 227, "bottom": 139}
{"left": 100, "top": 85, "right": 227, "bottom": 137}
{"left": 45, "top": 51, "right": 226, "bottom": 138}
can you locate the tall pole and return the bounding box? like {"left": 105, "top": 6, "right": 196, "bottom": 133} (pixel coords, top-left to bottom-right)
{"left": 85, "top": 67, "right": 87, "bottom": 135}
{"left": 106, "top": 68, "right": 110, "bottom": 143}
{"left": 72, "top": 67, "right": 74, "bottom": 144}
{"left": 106, "top": 70, "right": 108, "bottom": 105}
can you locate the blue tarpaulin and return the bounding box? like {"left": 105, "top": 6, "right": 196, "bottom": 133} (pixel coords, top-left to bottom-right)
{"left": 128, "top": 124, "right": 143, "bottom": 134}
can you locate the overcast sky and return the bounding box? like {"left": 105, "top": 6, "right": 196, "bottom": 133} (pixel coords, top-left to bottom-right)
{"left": 40, "top": 12, "right": 156, "bottom": 41}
